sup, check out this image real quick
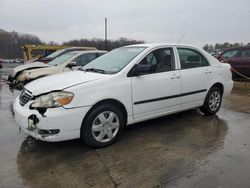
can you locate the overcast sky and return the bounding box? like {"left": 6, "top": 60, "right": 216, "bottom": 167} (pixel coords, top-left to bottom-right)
{"left": 0, "top": 0, "right": 249, "bottom": 47}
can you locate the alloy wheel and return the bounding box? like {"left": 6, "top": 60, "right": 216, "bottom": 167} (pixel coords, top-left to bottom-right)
{"left": 209, "top": 91, "right": 221, "bottom": 112}
{"left": 92, "top": 111, "right": 120, "bottom": 143}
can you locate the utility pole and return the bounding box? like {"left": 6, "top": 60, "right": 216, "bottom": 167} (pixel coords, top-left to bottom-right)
{"left": 105, "top": 18, "right": 107, "bottom": 50}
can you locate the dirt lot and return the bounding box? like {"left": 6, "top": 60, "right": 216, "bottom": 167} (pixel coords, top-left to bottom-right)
{"left": 0, "top": 68, "right": 250, "bottom": 188}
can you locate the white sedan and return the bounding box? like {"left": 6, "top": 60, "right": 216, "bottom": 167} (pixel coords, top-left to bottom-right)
{"left": 13, "top": 43, "right": 233, "bottom": 148}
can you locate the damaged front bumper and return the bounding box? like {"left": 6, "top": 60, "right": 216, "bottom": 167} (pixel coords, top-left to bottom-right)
{"left": 6, "top": 75, "right": 24, "bottom": 90}
{"left": 13, "top": 97, "right": 91, "bottom": 142}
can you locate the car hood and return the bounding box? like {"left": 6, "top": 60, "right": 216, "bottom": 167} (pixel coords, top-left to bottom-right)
{"left": 22, "top": 65, "right": 59, "bottom": 75}
{"left": 25, "top": 70, "right": 108, "bottom": 96}
{"left": 10, "top": 61, "right": 50, "bottom": 77}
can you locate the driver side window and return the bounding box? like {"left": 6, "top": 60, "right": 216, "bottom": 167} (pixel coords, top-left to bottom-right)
{"left": 138, "top": 48, "right": 174, "bottom": 74}
{"left": 141, "top": 53, "right": 157, "bottom": 66}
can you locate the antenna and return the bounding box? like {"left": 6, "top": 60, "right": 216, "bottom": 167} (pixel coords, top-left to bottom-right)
{"left": 104, "top": 18, "right": 108, "bottom": 50}
{"left": 177, "top": 32, "right": 187, "bottom": 43}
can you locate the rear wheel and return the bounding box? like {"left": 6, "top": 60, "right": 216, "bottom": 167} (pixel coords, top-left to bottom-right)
{"left": 82, "top": 104, "right": 125, "bottom": 148}
{"left": 200, "top": 86, "right": 222, "bottom": 115}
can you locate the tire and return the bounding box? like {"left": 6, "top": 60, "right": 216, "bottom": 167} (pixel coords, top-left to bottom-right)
{"left": 81, "top": 104, "right": 125, "bottom": 148}
{"left": 200, "top": 86, "right": 222, "bottom": 115}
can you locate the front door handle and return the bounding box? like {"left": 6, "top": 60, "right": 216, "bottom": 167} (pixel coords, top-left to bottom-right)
{"left": 205, "top": 70, "right": 212, "bottom": 74}
{"left": 171, "top": 74, "right": 181, "bottom": 79}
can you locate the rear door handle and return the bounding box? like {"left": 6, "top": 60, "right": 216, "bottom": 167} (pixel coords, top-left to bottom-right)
{"left": 205, "top": 71, "right": 212, "bottom": 74}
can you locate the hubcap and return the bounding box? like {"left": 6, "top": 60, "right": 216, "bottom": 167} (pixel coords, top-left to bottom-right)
{"left": 209, "top": 91, "right": 221, "bottom": 112}
{"left": 92, "top": 111, "right": 120, "bottom": 143}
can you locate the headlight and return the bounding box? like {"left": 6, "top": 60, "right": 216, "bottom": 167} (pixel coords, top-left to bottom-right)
{"left": 31, "top": 91, "right": 74, "bottom": 108}
{"left": 17, "top": 71, "right": 31, "bottom": 81}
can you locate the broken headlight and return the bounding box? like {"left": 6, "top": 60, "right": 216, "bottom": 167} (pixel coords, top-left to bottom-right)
{"left": 31, "top": 91, "right": 74, "bottom": 108}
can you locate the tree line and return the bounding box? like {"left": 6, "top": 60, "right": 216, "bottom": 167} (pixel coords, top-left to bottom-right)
{"left": 63, "top": 37, "right": 144, "bottom": 51}
{"left": 0, "top": 29, "right": 43, "bottom": 59}
{"left": 0, "top": 29, "right": 144, "bottom": 59}
{"left": 203, "top": 42, "right": 250, "bottom": 55}
{"left": 1, "top": 29, "right": 250, "bottom": 59}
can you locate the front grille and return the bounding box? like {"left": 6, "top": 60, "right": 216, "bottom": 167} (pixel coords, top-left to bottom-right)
{"left": 19, "top": 89, "right": 33, "bottom": 106}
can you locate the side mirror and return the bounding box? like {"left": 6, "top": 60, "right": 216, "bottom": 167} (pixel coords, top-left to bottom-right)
{"left": 67, "top": 61, "right": 77, "bottom": 68}
{"left": 128, "top": 64, "right": 152, "bottom": 77}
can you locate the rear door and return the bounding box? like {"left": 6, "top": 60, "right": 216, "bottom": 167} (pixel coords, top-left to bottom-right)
{"left": 177, "top": 47, "right": 212, "bottom": 109}
{"left": 131, "top": 47, "right": 181, "bottom": 120}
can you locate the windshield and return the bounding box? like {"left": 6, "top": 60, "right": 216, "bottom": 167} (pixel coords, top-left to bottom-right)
{"left": 83, "top": 47, "right": 145, "bottom": 74}
{"left": 46, "top": 49, "right": 65, "bottom": 58}
{"left": 222, "top": 50, "right": 239, "bottom": 58}
{"left": 48, "top": 52, "right": 76, "bottom": 66}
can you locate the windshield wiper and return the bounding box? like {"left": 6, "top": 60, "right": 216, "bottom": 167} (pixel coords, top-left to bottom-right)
{"left": 82, "top": 68, "right": 106, "bottom": 74}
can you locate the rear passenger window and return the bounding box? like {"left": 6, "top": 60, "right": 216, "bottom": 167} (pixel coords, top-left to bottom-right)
{"left": 177, "top": 48, "right": 209, "bottom": 69}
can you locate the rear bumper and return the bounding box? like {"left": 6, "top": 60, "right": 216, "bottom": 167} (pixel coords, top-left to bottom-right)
{"left": 224, "top": 80, "right": 234, "bottom": 96}
{"left": 13, "top": 97, "right": 91, "bottom": 142}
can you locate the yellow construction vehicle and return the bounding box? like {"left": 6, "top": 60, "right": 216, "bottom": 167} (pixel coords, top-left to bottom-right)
{"left": 22, "top": 44, "right": 97, "bottom": 62}
{"left": 22, "top": 44, "right": 70, "bottom": 61}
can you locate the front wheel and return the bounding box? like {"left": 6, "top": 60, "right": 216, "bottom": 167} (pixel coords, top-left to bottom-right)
{"left": 200, "top": 86, "right": 222, "bottom": 115}
{"left": 82, "top": 104, "right": 125, "bottom": 148}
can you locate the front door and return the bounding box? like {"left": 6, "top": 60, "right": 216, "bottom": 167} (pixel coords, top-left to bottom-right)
{"left": 131, "top": 48, "right": 181, "bottom": 121}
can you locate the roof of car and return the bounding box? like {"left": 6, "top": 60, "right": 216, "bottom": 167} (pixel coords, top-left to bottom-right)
{"left": 64, "top": 47, "right": 97, "bottom": 50}
{"left": 126, "top": 43, "right": 200, "bottom": 48}
{"left": 68, "top": 50, "right": 107, "bottom": 55}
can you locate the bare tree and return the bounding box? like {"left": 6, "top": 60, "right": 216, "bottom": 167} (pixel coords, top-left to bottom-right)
{"left": 63, "top": 37, "right": 144, "bottom": 51}
{"left": 0, "top": 29, "right": 43, "bottom": 59}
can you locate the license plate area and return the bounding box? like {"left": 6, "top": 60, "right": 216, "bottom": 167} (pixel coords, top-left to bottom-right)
{"left": 27, "top": 114, "right": 39, "bottom": 131}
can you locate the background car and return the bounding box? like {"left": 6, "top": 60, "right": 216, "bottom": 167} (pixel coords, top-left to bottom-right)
{"left": 218, "top": 46, "right": 250, "bottom": 79}
{"left": 37, "top": 47, "right": 97, "bottom": 64}
{"left": 13, "top": 44, "right": 233, "bottom": 148}
{"left": 8, "top": 47, "right": 100, "bottom": 80}
{"left": 8, "top": 50, "right": 106, "bottom": 89}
